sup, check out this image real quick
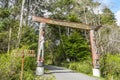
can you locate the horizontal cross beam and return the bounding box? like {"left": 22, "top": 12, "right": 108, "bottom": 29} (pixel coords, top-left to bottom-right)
{"left": 32, "top": 16, "right": 101, "bottom": 30}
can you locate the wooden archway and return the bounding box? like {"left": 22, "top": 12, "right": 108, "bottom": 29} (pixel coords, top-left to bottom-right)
{"left": 32, "top": 16, "right": 102, "bottom": 77}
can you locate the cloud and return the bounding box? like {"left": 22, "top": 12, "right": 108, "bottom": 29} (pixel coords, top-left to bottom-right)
{"left": 115, "top": 10, "right": 120, "bottom": 26}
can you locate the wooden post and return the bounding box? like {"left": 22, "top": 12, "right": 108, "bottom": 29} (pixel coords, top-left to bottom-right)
{"left": 20, "top": 50, "right": 24, "bottom": 80}
{"left": 37, "top": 23, "right": 45, "bottom": 62}
{"left": 90, "top": 30, "right": 100, "bottom": 77}
{"left": 36, "top": 22, "right": 45, "bottom": 75}
{"left": 36, "top": 14, "right": 48, "bottom": 75}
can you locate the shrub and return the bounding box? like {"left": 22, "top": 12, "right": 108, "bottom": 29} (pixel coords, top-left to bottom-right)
{"left": 0, "top": 53, "right": 21, "bottom": 80}
{"left": 100, "top": 54, "right": 120, "bottom": 80}
{"left": 61, "top": 58, "right": 93, "bottom": 75}
{"left": 0, "top": 50, "right": 36, "bottom": 80}
{"left": 62, "top": 32, "right": 90, "bottom": 61}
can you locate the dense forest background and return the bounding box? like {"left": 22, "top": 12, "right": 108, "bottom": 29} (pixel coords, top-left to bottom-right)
{"left": 0, "top": 0, "right": 120, "bottom": 80}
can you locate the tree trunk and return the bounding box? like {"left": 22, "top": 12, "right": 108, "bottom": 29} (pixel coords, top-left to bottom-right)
{"left": 16, "top": 0, "right": 25, "bottom": 48}
{"left": 83, "top": 7, "right": 89, "bottom": 41}
{"left": 7, "top": 27, "right": 12, "bottom": 53}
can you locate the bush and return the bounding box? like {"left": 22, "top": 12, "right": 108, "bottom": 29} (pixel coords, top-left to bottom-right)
{"left": 0, "top": 53, "right": 21, "bottom": 80}
{"left": 0, "top": 50, "right": 36, "bottom": 80}
{"left": 61, "top": 58, "right": 93, "bottom": 75}
{"left": 62, "top": 32, "right": 90, "bottom": 61}
{"left": 100, "top": 54, "right": 120, "bottom": 80}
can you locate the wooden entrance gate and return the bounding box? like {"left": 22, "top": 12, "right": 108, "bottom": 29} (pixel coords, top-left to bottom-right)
{"left": 32, "top": 15, "right": 102, "bottom": 77}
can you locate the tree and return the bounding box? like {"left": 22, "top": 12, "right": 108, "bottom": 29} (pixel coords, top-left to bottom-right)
{"left": 62, "top": 31, "right": 90, "bottom": 61}
{"left": 0, "top": 0, "right": 38, "bottom": 53}
{"left": 100, "top": 8, "right": 115, "bottom": 25}
{"left": 16, "top": 0, "right": 25, "bottom": 48}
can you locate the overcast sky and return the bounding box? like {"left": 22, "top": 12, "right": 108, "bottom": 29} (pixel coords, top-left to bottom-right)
{"left": 94, "top": 0, "right": 120, "bottom": 26}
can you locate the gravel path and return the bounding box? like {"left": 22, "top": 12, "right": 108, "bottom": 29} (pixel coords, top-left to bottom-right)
{"left": 45, "top": 65, "right": 98, "bottom": 80}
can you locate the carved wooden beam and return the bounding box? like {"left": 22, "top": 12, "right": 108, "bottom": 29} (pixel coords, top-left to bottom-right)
{"left": 32, "top": 16, "right": 96, "bottom": 30}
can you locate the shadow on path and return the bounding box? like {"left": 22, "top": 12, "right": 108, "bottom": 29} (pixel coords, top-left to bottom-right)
{"left": 45, "top": 65, "right": 74, "bottom": 74}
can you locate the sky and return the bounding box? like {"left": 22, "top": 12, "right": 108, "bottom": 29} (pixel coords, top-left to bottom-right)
{"left": 94, "top": 0, "right": 120, "bottom": 26}
{"left": 100, "top": 0, "right": 120, "bottom": 13}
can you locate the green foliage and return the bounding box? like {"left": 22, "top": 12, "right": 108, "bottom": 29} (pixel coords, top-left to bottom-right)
{"left": 61, "top": 58, "right": 92, "bottom": 75}
{"left": 0, "top": 53, "right": 21, "bottom": 80}
{"left": 0, "top": 50, "right": 35, "bottom": 80}
{"left": 21, "top": 26, "right": 38, "bottom": 51}
{"left": 53, "top": 45, "right": 66, "bottom": 65}
{"left": 62, "top": 32, "right": 90, "bottom": 61}
{"left": 67, "top": 14, "right": 80, "bottom": 22}
{"left": 0, "top": 31, "right": 8, "bottom": 53}
{"left": 46, "top": 30, "right": 91, "bottom": 65}
{"left": 0, "top": 19, "right": 38, "bottom": 53}
{"left": 0, "top": 18, "right": 11, "bottom": 32}
{"left": 56, "top": 0, "right": 73, "bottom": 6}
{"left": 24, "top": 57, "right": 36, "bottom": 71}
{"left": 0, "top": 7, "right": 19, "bottom": 53}
{"left": 0, "top": 8, "right": 11, "bottom": 18}
{"left": 0, "top": 51, "right": 56, "bottom": 80}
{"left": 101, "top": 8, "right": 115, "bottom": 25}
{"left": 100, "top": 54, "right": 120, "bottom": 80}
